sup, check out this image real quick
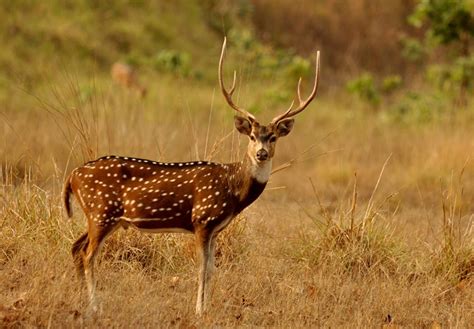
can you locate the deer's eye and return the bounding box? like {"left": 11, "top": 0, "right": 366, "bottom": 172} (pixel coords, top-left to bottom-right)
{"left": 269, "top": 136, "right": 277, "bottom": 143}
{"left": 250, "top": 135, "right": 256, "bottom": 141}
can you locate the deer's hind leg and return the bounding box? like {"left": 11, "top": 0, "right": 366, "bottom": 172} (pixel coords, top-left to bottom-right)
{"left": 79, "top": 218, "right": 120, "bottom": 312}
{"left": 72, "top": 232, "right": 89, "bottom": 279}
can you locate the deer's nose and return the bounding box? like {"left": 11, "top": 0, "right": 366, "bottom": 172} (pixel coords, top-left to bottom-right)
{"left": 256, "top": 149, "right": 269, "bottom": 161}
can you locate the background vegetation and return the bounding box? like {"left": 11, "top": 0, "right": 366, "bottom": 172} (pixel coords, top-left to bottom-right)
{"left": 1, "top": 0, "right": 473, "bottom": 327}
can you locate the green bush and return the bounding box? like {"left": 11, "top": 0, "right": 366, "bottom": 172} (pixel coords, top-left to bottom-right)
{"left": 382, "top": 75, "right": 403, "bottom": 93}
{"left": 228, "top": 28, "right": 257, "bottom": 52}
{"left": 451, "top": 55, "right": 474, "bottom": 90}
{"left": 152, "top": 49, "right": 191, "bottom": 76}
{"left": 426, "top": 56, "right": 474, "bottom": 93}
{"left": 409, "top": 0, "right": 474, "bottom": 45}
{"left": 346, "top": 73, "right": 380, "bottom": 107}
{"left": 408, "top": 0, "right": 474, "bottom": 104}
{"left": 284, "top": 55, "right": 311, "bottom": 82}
{"left": 400, "top": 36, "right": 426, "bottom": 62}
{"left": 383, "top": 91, "right": 447, "bottom": 123}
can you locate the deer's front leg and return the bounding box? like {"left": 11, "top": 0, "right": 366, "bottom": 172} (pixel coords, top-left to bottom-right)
{"left": 195, "top": 228, "right": 216, "bottom": 316}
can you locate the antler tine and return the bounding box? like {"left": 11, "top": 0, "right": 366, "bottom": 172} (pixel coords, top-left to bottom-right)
{"left": 297, "top": 77, "right": 303, "bottom": 104}
{"left": 219, "top": 37, "right": 256, "bottom": 121}
{"left": 228, "top": 70, "right": 237, "bottom": 95}
{"left": 280, "top": 100, "right": 294, "bottom": 118}
{"left": 271, "top": 51, "right": 320, "bottom": 124}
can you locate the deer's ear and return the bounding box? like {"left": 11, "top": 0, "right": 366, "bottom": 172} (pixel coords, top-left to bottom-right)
{"left": 275, "top": 118, "right": 294, "bottom": 137}
{"left": 234, "top": 116, "right": 252, "bottom": 136}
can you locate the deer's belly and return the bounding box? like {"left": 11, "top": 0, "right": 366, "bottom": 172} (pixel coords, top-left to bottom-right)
{"left": 120, "top": 215, "right": 194, "bottom": 233}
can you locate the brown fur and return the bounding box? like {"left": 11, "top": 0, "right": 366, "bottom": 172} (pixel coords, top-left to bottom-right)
{"left": 111, "top": 62, "right": 147, "bottom": 98}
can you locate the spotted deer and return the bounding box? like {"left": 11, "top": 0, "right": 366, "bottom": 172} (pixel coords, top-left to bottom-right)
{"left": 111, "top": 62, "right": 147, "bottom": 98}
{"left": 64, "top": 38, "right": 320, "bottom": 315}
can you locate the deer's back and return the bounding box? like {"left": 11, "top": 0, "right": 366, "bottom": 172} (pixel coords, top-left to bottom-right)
{"left": 69, "top": 156, "right": 238, "bottom": 231}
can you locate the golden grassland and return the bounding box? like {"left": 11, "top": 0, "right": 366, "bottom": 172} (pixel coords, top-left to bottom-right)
{"left": 0, "top": 73, "right": 473, "bottom": 327}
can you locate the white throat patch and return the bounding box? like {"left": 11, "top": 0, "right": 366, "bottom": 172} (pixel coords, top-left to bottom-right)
{"left": 249, "top": 156, "right": 272, "bottom": 183}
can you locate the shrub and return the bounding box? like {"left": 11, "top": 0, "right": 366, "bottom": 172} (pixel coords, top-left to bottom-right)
{"left": 382, "top": 75, "right": 403, "bottom": 93}
{"left": 409, "top": 0, "right": 474, "bottom": 46}
{"left": 400, "top": 36, "right": 426, "bottom": 62}
{"left": 347, "top": 73, "right": 381, "bottom": 107}
{"left": 409, "top": 0, "right": 474, "bottom": 105}
{"left": 384, "top": 91, "right": 446, "bottom": 123}
{"left": 152, "top": 49, "right": 191, "bottom": 76}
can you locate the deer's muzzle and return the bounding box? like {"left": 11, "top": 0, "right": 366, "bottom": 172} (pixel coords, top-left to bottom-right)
{"left": 256, "top": 149, "right": 269, "bottom": 161}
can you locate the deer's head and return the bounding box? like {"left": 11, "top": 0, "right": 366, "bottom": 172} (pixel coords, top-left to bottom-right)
{"left": 218, "top": 37, "right": 320, "bottom": 166}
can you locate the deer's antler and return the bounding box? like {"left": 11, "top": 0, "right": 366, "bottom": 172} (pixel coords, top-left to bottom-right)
{"left": 219, "top": 37, "right": 256, "bottom": 121}
{"left": 271, "top": 51, "right": 320, "bottom": 124}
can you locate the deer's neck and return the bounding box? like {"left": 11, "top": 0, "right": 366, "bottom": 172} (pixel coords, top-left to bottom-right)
{"left": 248, "top": 154, "right": 272, "bottom": 184}
{"left": 237, "top": 154, "right": 272, "bottom": 184}
{"left": 228, "top": 155, "right": 271, "bottom": 214}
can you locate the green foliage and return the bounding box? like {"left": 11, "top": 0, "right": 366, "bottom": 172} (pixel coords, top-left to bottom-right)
{"left": 256, "top": 53, "right": 280, "bottom": 77}
{"left": 426, "top": 55, "right": 474, "bottom": 92}
{"left": 451, "top": 55, "right": 474, "bottom": 89}
{"left": 383, "top": 91, "right": 447, "bottom": 123}
{"left": 284, "top": 55, "right": 311, "bottom": 82}
{"left": 400, "top": 36, "right": 426, "bottom": 62}
{"left": 382, "top": 75, "right": 403, "bottom": 93}
{"left": 409, "top": 0, "right": 474, "bottom": 45}
{"left": 263, "top": 87, "right": 291, "bottom": 105}
{"left": 152, "top": 49, "right": 191, "bottom": 76}
{"left": 346, "top": 73, "right": 381, "bottom": 106}
{"left": 0, "top": 1, "right": 225, "bottom": 87}
{"left": 401, "top": 0, "right": 474, "bottom": 109}
{"left": 228, "top": 28, "right": 258, "bottom": 52}
{"left": 347, "top": 73, "right": 404, "bottom": 109}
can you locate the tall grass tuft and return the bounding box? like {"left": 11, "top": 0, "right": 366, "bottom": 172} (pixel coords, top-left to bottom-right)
{"left": 431, "top": 164, "right": 474, "bottom": 285}
{"left": 295, "top": 158, "right": 407, "bottom": 277}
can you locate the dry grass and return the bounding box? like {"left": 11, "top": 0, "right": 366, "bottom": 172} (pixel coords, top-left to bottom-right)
{"left": 1, "top": 73, "right": 473, "bottom": 327}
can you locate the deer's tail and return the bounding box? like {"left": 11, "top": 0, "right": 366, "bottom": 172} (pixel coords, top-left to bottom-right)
{"left": 63, "top": 174, "right": 74, "bottom": 218}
